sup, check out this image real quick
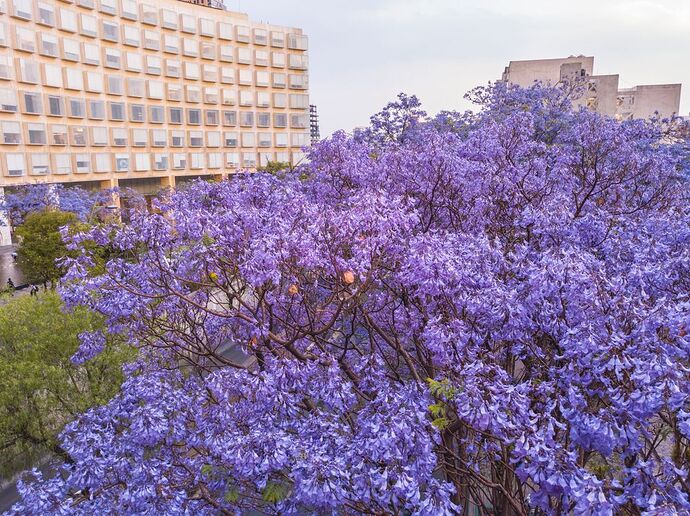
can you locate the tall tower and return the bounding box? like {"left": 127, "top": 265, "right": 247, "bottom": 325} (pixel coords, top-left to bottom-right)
{"left": 310, "top": 105, "right": 321, "bottom": 144}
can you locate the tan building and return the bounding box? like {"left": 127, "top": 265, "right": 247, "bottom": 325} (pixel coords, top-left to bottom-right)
{"left": 0, "top": 0, "right": 310, "bottom": 241}
{"left": 501, "top": 56, "right": 681, "bottom": 121}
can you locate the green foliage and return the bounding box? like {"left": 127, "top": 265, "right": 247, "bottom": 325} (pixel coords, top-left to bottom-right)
{"left": 427, "top": 378, "right": 459, "bottom": 431}
{"left": 262, "top": 480, "right": 291, "bottom": 504}
{"left": 15, "top": 210, "right": 83, "bottom": 287}
{"left": 257, "top": 161, "right": 292, "bottom": 176}
{"left": 0, "top": 292, "right": 133, "bottom": 477}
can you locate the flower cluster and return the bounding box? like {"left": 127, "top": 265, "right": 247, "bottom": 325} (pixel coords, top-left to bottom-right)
{"left": 11, "top": 83, "right": 690, "bottom": 514}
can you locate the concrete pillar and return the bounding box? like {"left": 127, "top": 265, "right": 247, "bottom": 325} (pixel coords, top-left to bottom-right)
{"left": 161, "top": 175, "right": 176, "bottom": 189}
{"left": 0, "top": 188, "right": 12, "bottom": 246}
{"left": 100, "top": 178, "right": 120, "bottom": 208}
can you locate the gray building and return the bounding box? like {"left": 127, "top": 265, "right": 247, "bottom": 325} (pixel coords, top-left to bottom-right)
{"left": 501, "top": 56, "right": 682, "bottom": 121}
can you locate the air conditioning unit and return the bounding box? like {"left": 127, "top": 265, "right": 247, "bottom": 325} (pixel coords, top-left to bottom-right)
{"left": 116, "top": 158, "right": 129, "bottom": 170}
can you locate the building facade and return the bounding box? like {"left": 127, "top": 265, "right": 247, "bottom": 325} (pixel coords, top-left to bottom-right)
{"left": 0, "top": 0, "right": 310, "bottom": 197}
{"left": 501, "top": 56, "right": 681, "bottom": 121}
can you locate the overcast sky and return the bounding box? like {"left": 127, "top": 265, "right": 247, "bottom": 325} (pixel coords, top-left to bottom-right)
{"left": 227, "top": 0, "right": 689, "bottom": 136}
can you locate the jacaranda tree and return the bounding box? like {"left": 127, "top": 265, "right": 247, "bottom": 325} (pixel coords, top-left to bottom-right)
{"left": 11, "top": 83, "right": 690, "bottom": 515}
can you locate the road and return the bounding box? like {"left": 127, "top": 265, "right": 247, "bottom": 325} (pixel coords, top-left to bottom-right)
{"left": 0, "top": 245, "right": 24, "bottom": 288}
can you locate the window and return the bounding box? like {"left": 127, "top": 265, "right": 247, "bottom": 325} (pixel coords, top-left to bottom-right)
{"left": 28, "top": 123, "right": 46, "bottom": 144}
{"left": 164, "top": 35, "right": 178, "bottom": 54}
{"left": 99, "top": 0, "right": 117, "bottom": 15}
{"left": 275, "top": 132, "right": 288, "bottom": 147}
{"left": 242, "top": 132, "right": 255, "bottom": 147}
{"left": 95, "top": 153, "right": 111, "bottom": 173}
{"left": 68, "top": 98, "right": 85, "bottom": 118}
{"left": 170, "top": 130, "right": 184, "bottom": 147}
{"left": 184, "top": 62, "right": 199, "bottom": 80}
{"left": 37, "top": 2, "right": 56, "bottom": 26}
{"left": 274, "top": 113, "right": 287, "bottom": 128}
{"left": 146, "top": 56, "right": 161, "bottom": 75}
{"left": 109, "top": 102, "right": 125, "bottom": 121}
{"left": 122, "top": 0, "right": 137, "bottom": 20}
{"left": 220, "top": 45, "right": 234, "bottom": 62}
{"left": 0, "top": 89, "right": 18, "bottom": 112}
{"left": 125, "top": 52, "right": 142, "bottom": 72}
{"left": 83, "top": 43, "right": 100, "bottom": 65}
{"left": 242, "top": 152, "right": 257, "bottom": 168}
{"left": 123, "top": 25, "right": 139, "bottom": 47}
{"left": 55, "top": 154, "right": 71, "bottom": 175}
{"left": 239, "top": 91, "right": 253, "bottom": 107}
{"left": 255, "top": 50, "right": 269, "bottom": 67}
{"left": 208, "top": 153, "right": 222, "bottom": 169}
{"left": 273, "top": 73, "right": 286, "bottom": 88}
{"left": 48, "top": 96, "right": 64, "bottom": 116}
{"left": 23, "top": 92, "right": 42, "bottom": 114}
{"left": 11, "top": 0, "right": 31, "bottom": 20}
{"left": 291, "top": 114, "right": 309, "bottom": 129}
{"left": 107, "top": 75, "right": 123, "bottom": 95}
{"left": 182, "top": 38, "right": 197, "bottom": 57}
{"left": 150, "top": 106, "right": 164, "bottom": 123}
{"left": 238, "top": 48, "right": 251, "bottom": 65}
{"left": 223, "top": 131, "right": 238, "bottom": 147}
{"left": 61, "top": 39, "right": 79, "bottom": 62}
{"left": 205, "top": 110, "right": 219, "bottom": 126}
{"left": 221, "top": 67, "right": 235, "bottom": 84}
{"left": 134, "top": 153, "right": 149, "bottom": 171}
{"left": 143, "top": 31, "right": 159, "bottom": 51}
{"left": 80, "top": 14, "right": 98, "bottom": 38}
{"left": 44, "top": 64, "right": 63, "bottom": 88}
{"left": 132, "top": 129, "right": 147, "bottom": 147}
{"left": 91, "top": 126, "right": 108, "bottom": 146}
{"left": 190, "top": 153, "right": 203, "bottom": 169}
{"left": 173, "top": 153, "right": 186, "bottom": 170}
{"left": 189, "top": 131, "right": 203, "bottom": 147}
{"left": 130, "top": 104, "right": 145, "bottom": 122}
{"left": 50, "top": 124, "right": 68, "bottom": 145}
{"left": 204, "top": 88, "right": 219, "bottom": 104}
{"left": 222, "top": 90, "right": 237, "bottom": 106}
{"left": 169, "top": 107, "right": 183, "bottom": 124}
{"left": 115, "top": 154, "right": 129, "bottom": 172}
{"left": 199, "top": 18, "right": 214, "bottom": 37}
{"left": 259, "top": 152, "right": 274, "bottom": 167}
{"left": 181, "top": 14, "right": 196, "bottom": 34}
{"left": 102, "top": 21, "right": 119, "bottom": 42}
{"left": 0, "top": 22, "right": 7, "bottom": 47}
{"left": 254, "top": 29, "right": 268, "bottom": 46}
{"left": 257, "top": 92, "right": 270, "bottom": 108}
{"left": 0, "top": 55, "right": 9, "bottom": 80}
{"left": 236, "top": 25, "right": 250, "bottom": 43}
{"left": 141, "top": 4, "right": 157, "bottom": 26}
{"left": 85, "top": 72, "right": 103, "bottom": 93}
{"left": 39, "top": 34, "right": 58, "bottom": 57}
{"left": 219, "top": 23, "right": 233, "bottom": 41}
{"left": 256, "top": 71, "right": 270, "bottom": 87}
{"left": 289, "top": 54, "right": 309, "bottom": 70}
{"left": 289, "top": 74, "right": 308, "bottom": 90}
{"left": 201, "top": 42, "right": 215, "bottom": 60}
{"left": 59, "top": 9, "right": 78, "bottom": 33}
{"left": 86, "top": 100, "right": 104, "bottom": 120}
{"left": 18, "top": 59, "right": 40, "bottom": 84}
{"left": 1, "top": 121, "right": 20, "bottom": 144}
{"left": 161, "top": 10, "right": 177, "bottom": 30}
{"left": 104, "top": 48, "right": 120, "bottom": 69}
{"left": 6, "top": 154, "right": 25, "bottom": 176}
{"left": 186, "top": 86, "right": 201, "bottom": 103}
{"left": 153, "top": 153, "right": 168, "bottom": 170}
{"left": 166, "top": 59, "right": 180, "bottom": 78}
{"left": 70, "top": 126, "right": 87, "bottom": 146}
{"left": 290, "top": 94, "right": 309, "bottom": 109}
{"left": 223, "top": 111, "right": 237, "bottom": 127}
{"left": 291, "top": 133, "right": 309, "bottom": 147}
{"left": 257, "top": 112, "right": 271, "bottom": 127}
{"left": 151, "top": 129, "right": 166, "bottom": 147}
{"left": 271, "top": 31, "right": 285, "bottom": 48}
{"left": 187, "top": 108, "right": 202, "bottom": 125}
{"left": 287, "top": 33, "right": 308, "bottom": 50}
{"left": 75, "top": 154, "right": 90, "bottom": 173}
{"left": 111, "top": 127, "right": 127, "bottom": 146}
{"left": 272, "top": 52, "right": 286, "bottom": 68}
{"left": 225, "top": 152, "right": 239, "bottom": 168}
{"left": 168, "top": 84, "right": 182, "bottom": 102}
{"left": 202, "top": 65, "right": 218, "bottom": 83}
{"left": 127, "top": 78, "right": 145, "bottom": 98}
{"left": 148, "top": 81, "right": 163, "bottom": 100}
{"left": 240, "top": 112, "right": 254, "bottom": 127}
{"left": 65, "top": 69, "right": 84, "bottom": 90}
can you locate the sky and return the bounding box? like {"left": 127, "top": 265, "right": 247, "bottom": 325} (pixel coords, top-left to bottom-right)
{"left": 226, "top": 0, "right": 690, "bottom": 136}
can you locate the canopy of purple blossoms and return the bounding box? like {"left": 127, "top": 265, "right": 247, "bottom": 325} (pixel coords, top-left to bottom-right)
{"left": 10, "top": 83, "right": 690, "bottom": 515}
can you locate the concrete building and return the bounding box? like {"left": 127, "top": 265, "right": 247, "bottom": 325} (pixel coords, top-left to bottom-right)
{"left": 501, "top": 56, "right": 681, "bottom": 121}
{"left": 0, "top": 0, "right": 311, "bottom": 242}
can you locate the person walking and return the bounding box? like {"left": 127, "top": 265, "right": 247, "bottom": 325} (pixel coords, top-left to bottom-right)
{"left": 6, "top": 278, "right": 14, "bottom": 296}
